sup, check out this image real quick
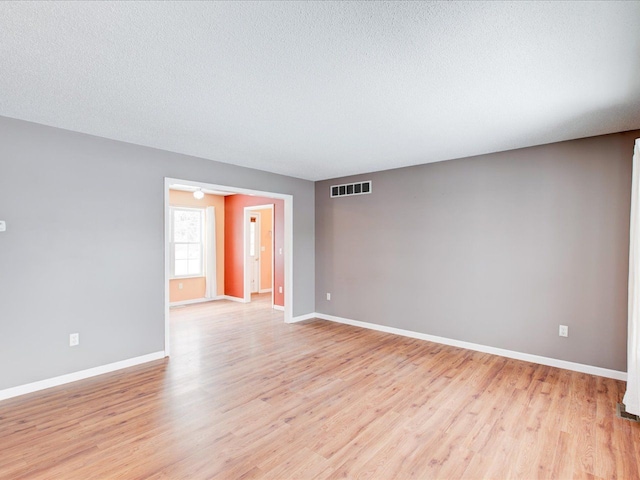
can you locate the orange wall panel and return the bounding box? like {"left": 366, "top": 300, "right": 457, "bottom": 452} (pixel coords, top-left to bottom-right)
{"left": 169, "top": 278, "right": 206, "bottom": 302}
{"left": 224, "top": 195, "right": 284, "bottom": 306}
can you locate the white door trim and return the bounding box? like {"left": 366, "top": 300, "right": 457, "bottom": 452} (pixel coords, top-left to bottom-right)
{"left": 164, "top": 178, "right": 293, "bottom": 357}
{"left": 245, "top": 210, "right": 261, "bottom": 299}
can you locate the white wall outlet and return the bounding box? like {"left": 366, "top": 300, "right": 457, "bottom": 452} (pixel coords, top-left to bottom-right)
{"left": 279, "top": 286, "right": 283, "bottom": 294}
{"left": 0, "top": 220, "right": 6, "bottom": 232}
{"left": 559, "top": 325, "right": 568, "bottom": 337}
{"left": 326, "top": 293, "right": 331, "bottom": 300}
{"left": 178, "top": 282, "right": 183, "bottom": 290}
{"left": 279, "top": 248, "right": 283, "bottom": 255}
{"left": 69, "top": 333, "right": 80, "bottom": 346}
{"left": 261, "top": 246, "right": 265, "bottom": 251}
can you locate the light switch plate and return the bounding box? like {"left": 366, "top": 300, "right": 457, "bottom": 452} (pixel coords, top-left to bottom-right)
{"left": 0, "top": 221, "right": 5, "bottom": 232}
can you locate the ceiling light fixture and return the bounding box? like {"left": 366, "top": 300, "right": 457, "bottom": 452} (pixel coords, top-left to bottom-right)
{"left": 193, "top": 188, "right": 205, "bottom": 200}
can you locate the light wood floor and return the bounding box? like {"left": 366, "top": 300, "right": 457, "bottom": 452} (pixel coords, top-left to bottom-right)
{"left": 1, "top": 294, "right": 639, "bottom": 479}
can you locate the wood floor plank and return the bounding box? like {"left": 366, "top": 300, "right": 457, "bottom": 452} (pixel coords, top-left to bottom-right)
{"left": 1, "top": 293, "right": 639, "bottom": 479}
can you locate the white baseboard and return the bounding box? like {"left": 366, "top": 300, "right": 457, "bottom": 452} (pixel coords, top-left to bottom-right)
{"left": 288, "top": 312, "right": 316, "bottom": 323}
{"left": 0, "top": 351, "right": 166, "bottom": 402}
{"left": 259, "top": 288, "right": 273, "bottom": 293}
{"left": 311, "top": 313, "right": 627, "bottom": 381}
{"left": 223, "top": 295, "right": 248, "bottom": 303}
{"left": 170, "top": 296, "right": 222, "bottom": 307}
{"left": 273, "top": 304, "right": 285, "bottom": 312}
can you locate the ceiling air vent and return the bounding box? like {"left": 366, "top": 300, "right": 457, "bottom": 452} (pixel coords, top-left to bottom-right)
{"left": 330, "top": 181, "right": 372, "bottom": 198}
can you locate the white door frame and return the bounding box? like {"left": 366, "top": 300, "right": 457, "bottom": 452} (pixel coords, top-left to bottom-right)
{"left": 244, "top": 205, "right": 275, "bottom": 306}
{"left": 164, "top": 178, "right": 293, "bottom": 356}
{"left": 246, "top": 210, "right": 261, "bottom": 297}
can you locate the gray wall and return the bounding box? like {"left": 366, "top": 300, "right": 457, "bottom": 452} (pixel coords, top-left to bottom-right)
{"left": 0, "top": 116, "right": 315, "bottom": 391}
{"left": 316, "top": 130, "right": 639, "bottom": 371}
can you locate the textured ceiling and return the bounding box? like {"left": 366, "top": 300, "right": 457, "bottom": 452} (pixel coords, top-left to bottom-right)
{"left": 1, "top": 1, "right": 639, "bottom": 181}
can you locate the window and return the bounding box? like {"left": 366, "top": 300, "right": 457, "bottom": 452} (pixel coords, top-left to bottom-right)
{"left": 170, "top": 207, "right": 204, "bottom": 278}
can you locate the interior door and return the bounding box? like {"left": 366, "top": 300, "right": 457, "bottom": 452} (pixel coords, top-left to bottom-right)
{"left": 248, "top": 213, "right": 260, "bottom": 294}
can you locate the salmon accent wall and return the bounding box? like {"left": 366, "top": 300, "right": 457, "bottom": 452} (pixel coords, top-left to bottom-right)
{"left": 256, "top": 208, "right": 272, "bottom": 291}
{"left": 169, "top": 190, "right": 225, "bottom": 302}
{"left": 225, "top": 195, "right": 284, "bottom": 306}
{"left": 170, "top": 278, "right": 206, "bottom": 303}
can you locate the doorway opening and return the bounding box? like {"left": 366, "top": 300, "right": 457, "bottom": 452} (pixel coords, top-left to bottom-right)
{"left": 244, "top": 205, "right": 275, "bottom": 308}
{"left": 164, "top": 177, "right": 293, "bottom": 356}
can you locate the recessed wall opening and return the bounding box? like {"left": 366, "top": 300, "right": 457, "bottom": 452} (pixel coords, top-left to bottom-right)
{"left": 164, "top": 178, "right": 293, "bottom": 356}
